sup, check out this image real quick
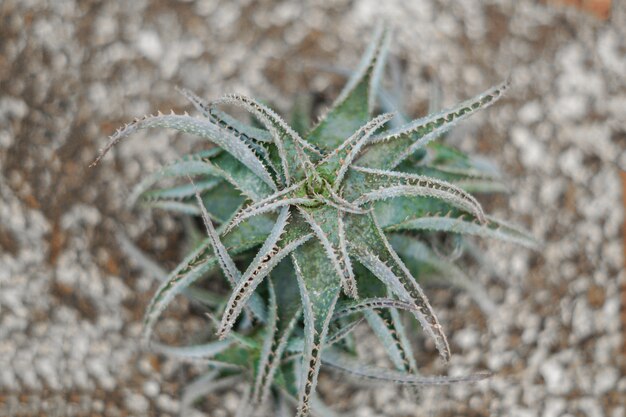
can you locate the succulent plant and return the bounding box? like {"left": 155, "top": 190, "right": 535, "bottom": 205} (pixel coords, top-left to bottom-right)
{"left": 94, "top": 26, "right": 537, "bottom": 417}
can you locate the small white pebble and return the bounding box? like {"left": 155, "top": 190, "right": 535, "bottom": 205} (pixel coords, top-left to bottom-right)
{"left": 135, "top": 30, "right": 163, "bottom": 62}
{"left": 143, "top": 380, "right": 160, "bottom": 398}
{"left": 125, "top": 392, "right": 150, "bottom": 414}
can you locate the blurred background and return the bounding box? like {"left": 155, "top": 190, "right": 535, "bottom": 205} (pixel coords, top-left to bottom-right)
{"left": 0, "top": 0, "right": 624, "bottom": 416}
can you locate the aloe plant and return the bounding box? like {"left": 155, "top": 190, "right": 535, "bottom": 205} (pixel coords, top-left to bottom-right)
{"left": 94, "top": 26, "right": 537, "bottom": 417}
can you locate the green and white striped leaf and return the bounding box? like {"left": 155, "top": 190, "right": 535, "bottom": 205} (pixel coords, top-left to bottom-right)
{"left": 322, "top": 349, "right": 489, "bottom": 386}
{"left": 298, "top": 206, "right": 358, "bottom": 299}
{"left": 347, "top": 212, "right": 450, "bottom": 361}
{"left": 211, "top": 94, "right": 320, "bottom": 184}
{"left": 152, "top": 339, "right": 233, "bottom": 360}
{"left": 387, "top": 214, "right": 539, "bottom": 250}
{"left": 217, "top": 209, "right": 312, "bottom": 339}
{"left": 115, "top": 229, "right": 221, "bottom": 306}
{"left": 291, "top": 240, "right": 342, "bottom": 417}
{"left": 358, "top": 80, "right": 509, "bottom": 169}
{"left": 181, "top": 372, "right": 243, "bottom": 417}
{"left": 91, "top": 112, "right": 277, "bottom": 190}
{"left": 141, "top": 215, "right": 274, "bottom": 344}
{"left": 349, "top": 166, "right": 486, "bottom": 223}
{"left": 306, "top": 25, "right": 391, "bottom": 151}
{"left": 390, "top": 235, "right": 497, "bottom": 315}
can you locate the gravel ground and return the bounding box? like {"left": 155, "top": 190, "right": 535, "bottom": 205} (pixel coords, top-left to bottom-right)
{"left": 0, "top": 0, "right": 624, "bottom": 416}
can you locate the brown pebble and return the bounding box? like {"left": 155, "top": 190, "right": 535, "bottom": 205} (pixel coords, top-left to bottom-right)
{"left": 587, "top": 284, "right": 606, "bottom": 309}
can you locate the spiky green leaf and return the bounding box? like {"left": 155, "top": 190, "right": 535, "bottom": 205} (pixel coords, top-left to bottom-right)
{"left": 306, "top": 25, "right": 391, "bottom": 150}
{"left": 322, "top": 349, "right": 490, "bottom": 386}
{"left": 347, "top": 212, "right": 451, "bottom": 361}
{"left": 357, "top": 80, "right": 509, "bottom": 169}
{"left": 292, "top": 240, "right": 342, "bottom": 417}
{"left": 91, "top": 112, "right": 277, "bottom": 190}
